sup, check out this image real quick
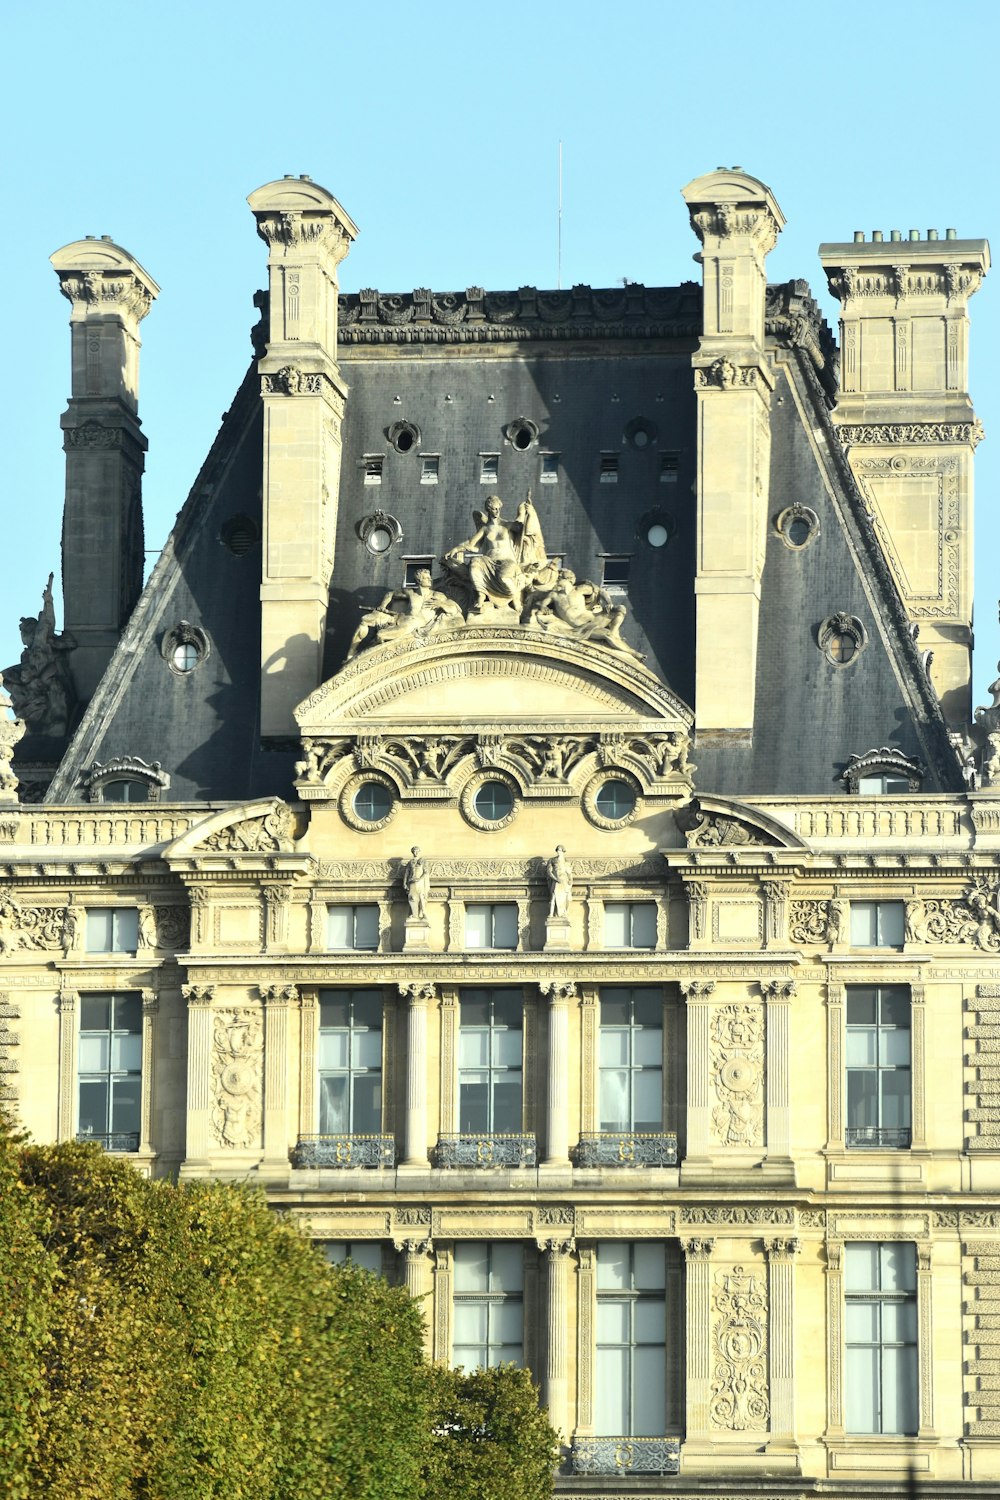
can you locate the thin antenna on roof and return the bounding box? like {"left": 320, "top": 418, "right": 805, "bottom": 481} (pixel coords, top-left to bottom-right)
{"left": 557, "top": 140, "right": 563, "bottom": 290}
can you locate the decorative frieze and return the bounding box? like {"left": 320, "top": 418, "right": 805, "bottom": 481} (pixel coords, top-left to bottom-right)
{"left": 199, "top": 804, "right": 295, "bottom": 853}
{"left": 0, "top": 887, "right": 67, "bottom": 954}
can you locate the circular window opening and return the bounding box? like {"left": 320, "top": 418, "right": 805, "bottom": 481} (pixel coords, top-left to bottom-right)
{"left": 220, "top": 514, "right": 260, "bottom": 556}
{"left": 787, "top": 516, "right": 811, "bottom": 546}
{"left": 172, "top": 643, "right": 199, "bottom": 673}
{"left": 395, "top": 429, "right": 414, "bottom": 452}
{"left": 513, "top": 427, "right": 532, "bottom": 450}
{"left": 827, "top": 632, "right": 856, "bottom": 665}
{"left": 474, "top": 780, "right": 515, "bottom": 821}
{"left": 596, "top": 779, "right": 636, "bottom": 820}
{"left": 633, "top": 428, "right": 649, "bottom": 448}
{"left": 353, "top": 781, "right": 393, "bottom": 822}
{"left": 775, "top": 504, "right": 820, "bottom": 551}
{"left": 368, "top": 525, "right": 393, "bottom": 553}
{"left": 647, "top": 523, "right": 670, "bottom": 548}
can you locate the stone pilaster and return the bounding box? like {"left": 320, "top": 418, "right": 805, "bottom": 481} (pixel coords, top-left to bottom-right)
{"left": 680, "top": 979, "right": 715, "bottom": 1169}
{"left": 248, "top": 177, "right": 357, "bottom": 737}
{"left": 540, "top": 980, "right": 575, "bottom": 1166}
{"left": 682, "top": 168, "right": 784, "bottom": 732}
{"left": 761, "top": 979, "right": 796, "bottom": 1165}
{"left": 402, "top": 1238, "right": 435, "bottom": 1359}
{"left": 543, "top": 1238, "right": 575, "bottom": 1438}
{"left": 139, "top": 989, "right": 158, "bottom": 1155}
{"left": 399, "top": 982, "right": 434, "bottom": 1166}
{"left": 50, "top": 238, "right": 159, "bottom": 701}
{"left": 764, "top": 1237, "right": 800, "bottom": 1446}
{"left": 181, "top": 984, "right": 215, "bottom": 1170}
{"left": 56, "top": 987, "right": 78, "bottom": 1141}
{"left": 260, "top": 984, "right": 297, "bottom": 1168}
{"left": 682, "top": 1237, "right": 716, "bottom": 1440}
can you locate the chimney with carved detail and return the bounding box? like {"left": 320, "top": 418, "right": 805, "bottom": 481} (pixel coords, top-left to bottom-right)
{"left": 820, "top": 230, "right": 990, "bottom": 727}
{"left": 50, "top": 237, "right": 159, "bottom": 703}
{"left": 248, "top": 175, "right": 358, "bottom": 739}
{"left": 681, "top": 169, "right": 785, "bottom": 736}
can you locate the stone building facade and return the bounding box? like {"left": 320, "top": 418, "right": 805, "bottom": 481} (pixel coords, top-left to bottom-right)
{"left": 3, "top": 167, "right": 999, "bottom": 1495}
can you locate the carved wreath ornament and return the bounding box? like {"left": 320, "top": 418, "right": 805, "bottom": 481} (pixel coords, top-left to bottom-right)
{"left": 710, "top": 1265, "right": 769, "bottom": 1431}
{"left": 710, "top": 1005, "right": 764, "bottom": 1148}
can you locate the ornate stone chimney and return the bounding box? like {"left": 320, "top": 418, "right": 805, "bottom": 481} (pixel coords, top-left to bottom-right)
{"left": 681, "top": 169, "right": 785, "bottom": 735}
{"left": 50, "top": 237, "right": 159, "bottom": 703}
{"left": 820, "top": 229, "right": 990, "bottom": 726}
{"left": 248, "top": 175, "right": 358, "bottom": 739}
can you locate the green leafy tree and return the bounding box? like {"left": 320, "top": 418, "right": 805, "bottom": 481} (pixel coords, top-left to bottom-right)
{"left": 424, "top": 1363, "right": 559, "bottom": 1500}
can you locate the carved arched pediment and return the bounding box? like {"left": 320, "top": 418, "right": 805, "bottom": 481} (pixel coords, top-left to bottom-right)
{"left": 163, "top": 799, "right": 299, "bottom": 863}
{"left": 296, "top": 630, "right": 692, "bottom": 733}
{"left": 679, "top": 796, "right": 804, "bottom": 850}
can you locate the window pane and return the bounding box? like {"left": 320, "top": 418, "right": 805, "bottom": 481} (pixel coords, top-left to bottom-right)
{"left": 114, "top": 910, "right": 138, "bottom": 952}
{"left": 847, "top": 1071, "right": 878, "bottom": 1129}
{"left": 454, "top": 1242, "right": 490, "bottom": 1291}
{"left": 639, "top": 1299, "right": 666, "bottom": 1342}
{"left": 111, "top": 1033, "right": 142, "bottom": 1072}
{"left": 634, "top": 1027, "right": 662, "bottom": 1066}
{"left": 600, "top": 1030, "right": 629, "bottom": 1066}
{"left": 454, "top": 1303, "right": 488, "bottom": 1345}
{"left": 846, "top": 1345, "right": 879, "bottom": 1433}
{"left": 491, "top": 905, "right": 518, "bottom": 949}
{"left": 632, "top": 990, "right": 661, "bottom": 1027}
{"left": 354, "top": 905, "right": 380, "bottom": 950}
{"left": 351, "top": 1075, "right": 381, "bottom": 1133}
{"left": 494, "top": 1027, "right": 522, "bottom": 1068}
{"left": 601, "top": 992, "right": 630, "bottom": 1027}
{"left": 86, "top": 910, "right": 114, "bottom": 952}
{"left": 631, "top": 904, "right": 657, "bottom": 949}
{"left": 880, "top": 1028, "right": 910, "bottom": 1067}
{"left": 846, "top": 988, "right": 877, "bottom": 1025}
{"left": 78, "top": 1079, "right": 109, "bottom": 1135}
{"left": 459, "top": 1030, "right": 489, "bottom": 1068}
{"left": 453, "top": 1345, "right": 484, "bottom": 1371}
{"left": 490, "top": 1243, "right": 524, "bottom": 1291}
{"left": 491, "top": 991, "right": 522, "bottom": 1030}
{"left": 880, "top": 988, "right": 911, "bottom": 1027}
{"left": 597, "top": 1301, "right": 630, "bottom": 1343}
{"left": 850, "top": 903, "right": 877, "bottom": 945}
{"left": 596, "top": 1242, "right": 629, "bottom": 1290}
{"left": 882, "top": 1345, "right": 918, "bottom": 1434}
{"left": 494, "top": 1300, "right": 523, "bottom": 1345}
{"left": 632, "top": 1342, "right": 666, "bottom": 1435}
{"left": 320, "top": 993, "right": 350, "bottom": 1028}
{"left": 881, "top": 1243, "right": 916, "bottom": 1292}
{"left": 347, "top": 1243, "right": 382, "bottom": 1274}
{"left": 459, "top": 1081, "right": 489, "bottom": 1132}
{"left": 461, "top": 992, "right": 490, "bottom": 1027}
{"left": 595, "top": 1348, "right": 628, "bottom": 1434}
{"left": 846, "top": 1030, "right": 877, "bottom": 1067}
{"left": 327, "top": 908, "right": 353, "bottom": 948}
{"left": 114, "top": 994, "right": 142, "bottom": 1032}
{"left": 319, "top": 1075, "right": 349, "bottom": 1133}
{"left": 600, "top": 1070, "right": 630, "bottom": 1131}
{"left": 318, "top": 1031, "right": 349, "bottom": 1070}
{"left": 633, "top": 1243, "right": 666, "bottom": 1290}
{"left": 877, "top": 903, "right": 905, "bottom": 947}
{"left": 882, "top": 1300, "right": 918, "bottom": 1342}
{"left": 79, "top": 1034, "right": 110, "bottom": 1073}
{"left": 465, "top": 906, "right": 490, "bottom": 948}
{"left": 491, "top": 1078, "right": 522, "bottom": 1133}
{"left": 110, "top": 1080, "right": 141, "bottom": 1134}
{"left": 845, "top": 1302, "right": 879, "bottom": 1342}
{"left": 81, "top": 995, "right": 111, "bottom": 1031}
{"left": 604, "top": 905, "right": 629, "bottom": 947}
{"left": 845, "top": 1243, "right": 879, "bottom": 1292}
{"left": 633, "top": 1070, "right": 663, "bottom": 1131}
{"left": 352, "top": 1029, "right": 382, "bottom": 1070}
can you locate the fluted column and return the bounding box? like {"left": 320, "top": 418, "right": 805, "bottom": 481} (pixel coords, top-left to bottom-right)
{"left": 765, "top": 1237, "right": 799, "bottom": 1445}
{"left": 399, "top": 982, "right": 434, "bottom": 1166}
{"left": 139, "top": 989, "right": 159, "bottom": 1155}
{"left": 544, "top": 1238, "right": 575, "bottom": 1437}
{"left": 680, "top": 980, "right": 715, "bottom": 1164}
{"left": 181, "top": 984, "right": 215, "bottom": 1169}
{"left": 682, "top": 1237, "right": 715, "bottom": 1439}
{"left": 401, "top": 1238, "right": 434, "bottom": 1358}
{"left": 761, "top": 979, "right": 796, "bottom": 1163}
{"left": 260, "top": 984, "right": 297, "bottom": 1167}
{"left": 540, "top": 980, "right": 575, "bottom": 1165}
{"left": 57, "top": 987, "right": 78, "bottom": 1141}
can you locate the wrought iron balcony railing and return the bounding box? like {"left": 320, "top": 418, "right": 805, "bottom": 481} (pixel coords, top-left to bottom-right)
{"left": 435, "top": 1133, "right": 537, "bottom": 1168}
{"left": 845, "top": 1125, "right": 912, "bottom": 1149}
{"left": 570, "top": 1437, "right": 680, "bottom": 1475}
{"left": 76, "top": 1131, "right": 140, "bottom": 1153}
{"left": 291, "top": 1134, "right": 396, "bottom": 1169}
{"left": 574, "top": 1132, "right": 679, "bottom": 1167}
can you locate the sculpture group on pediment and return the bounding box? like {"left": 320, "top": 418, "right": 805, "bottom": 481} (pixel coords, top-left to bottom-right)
{"left": 343, "top": 494, "right": 645, "bottom": 663}
{"left": 0, "top": 675, "right": 26, "bottom": 802}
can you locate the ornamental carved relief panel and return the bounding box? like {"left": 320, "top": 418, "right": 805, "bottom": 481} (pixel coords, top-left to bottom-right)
{"left": 210, "top": 1009, "right": 263, "bottom": 1149}
{"left": 710, "top": 1264, "right": 770, "bottom": 1432}
{"left": 710, "top": 1004, "right": 764, "bottom": 1148}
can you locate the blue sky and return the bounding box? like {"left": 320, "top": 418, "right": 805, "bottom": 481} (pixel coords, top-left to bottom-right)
{"left": 3, "top": 0, "right": 999, "bottom": 706}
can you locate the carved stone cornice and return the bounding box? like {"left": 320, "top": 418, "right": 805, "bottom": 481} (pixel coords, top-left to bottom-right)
{"left": 56, "top": 269, "right": 154, "bottom": 322}
{"left": 837, "top": 420, "right": 985, "bottom": 449}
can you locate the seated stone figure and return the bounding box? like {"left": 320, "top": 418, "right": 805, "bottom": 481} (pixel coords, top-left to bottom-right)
{"left": 526, "top": 568, "right": 645, "bottom": 660}
{"left": 346, "top": 569, "right": 462, "bottom": 659}
{"left": 443, "top": 494, "right": 555, "bottom": 615}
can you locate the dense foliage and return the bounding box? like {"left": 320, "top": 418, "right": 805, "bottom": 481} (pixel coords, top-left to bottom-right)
{"left": 0, "top": 1121, "right": 556, "bottom": 1499}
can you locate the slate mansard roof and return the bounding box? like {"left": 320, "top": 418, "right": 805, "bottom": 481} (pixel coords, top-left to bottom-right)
{"left": 30, "top": 262, "right": 959, "bottom": 804}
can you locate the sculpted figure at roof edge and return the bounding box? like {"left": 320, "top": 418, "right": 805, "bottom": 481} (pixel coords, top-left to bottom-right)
{"left": 344, "top": 494, "right": 644, "bottom": 663}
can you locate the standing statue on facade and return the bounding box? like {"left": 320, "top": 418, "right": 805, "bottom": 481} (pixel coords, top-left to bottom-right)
{"left": 346, "top": 568, "right": 463, "bottom": 659}
{"left": 443, "top": 493, "right": 555, "bottom": 615}
{"left": 402, "top": 846, "right": 431, "bottom": 920}
{"left": 546, "top": 845, "right": 574, "bottom": 919}
{"left": 2, "top": 574, "right": 77, "bottom": 736}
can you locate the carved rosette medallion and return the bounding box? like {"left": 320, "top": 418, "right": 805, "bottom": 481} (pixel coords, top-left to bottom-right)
{"left": 210, "top": 1009, "right": 263, "bottom": 1149}
{"left": 710, "top": 1004, "right": 764, "bottom": 1147}
{"left": 710, "top": 1264, "right": 769, "bottom": 1431}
